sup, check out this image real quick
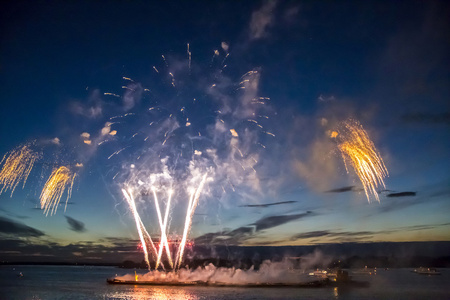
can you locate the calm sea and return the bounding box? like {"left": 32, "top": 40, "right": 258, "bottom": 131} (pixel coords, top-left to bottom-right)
{"left": 0, "top": 265, "right": 448, "bottom": 299}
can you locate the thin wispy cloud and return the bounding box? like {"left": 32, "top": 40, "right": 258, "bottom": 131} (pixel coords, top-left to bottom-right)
{"left": 65, "top": 216, "right": 87, "bottom": 233}
{"left": 291, "top": 222, "right": 450, "bottom": 243}
{"left": 324, "top": 186, "right": 356, "bottom": 193}
{"left": 195, "top": 211, "right": 315, "bottom": 245}
{"left": 386, "top": 191, "right": 416, "bottom": 197}
{"left": 239, "top": 200, "right": 297, "bottom": 208}
{"left": 252, "top": 211, "right": 314, "bottom": 231}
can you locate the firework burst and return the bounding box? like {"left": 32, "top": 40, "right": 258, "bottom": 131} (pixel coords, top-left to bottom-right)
{"left": 40, "top": 166, "right": 77, "bottom": 216}
{"left": 0, "top": 145, "right": 38, "bottom": 196}
{"left": 333, "top": 119, "right": 388, "bottom": 202}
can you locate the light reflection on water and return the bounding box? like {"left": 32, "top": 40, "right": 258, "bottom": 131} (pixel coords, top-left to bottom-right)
{"left": 333, "top": 286, "right": 339, "bottom": 297}
{"left": 106, "top": 286, "right": 198, "bottom": 300}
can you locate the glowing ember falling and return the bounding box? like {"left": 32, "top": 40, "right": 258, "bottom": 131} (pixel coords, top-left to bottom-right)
{"left": 175, "top": 173, "right": 208, "bottom": 269}
{"left": 0, "top": 145, "right": 38, "bottom": 196}
{"left": 40, "top": 166, "right": 77, "bottom": 216}
{"left": 334, "top": 119, "right": 388, "bottom": 202}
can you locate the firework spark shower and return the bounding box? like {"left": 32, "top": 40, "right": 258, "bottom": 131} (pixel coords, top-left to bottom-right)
{"left": 107, "top": 47, "right": 277, "bottom": 268}
{"left": 0, "top": 2, "right": 449, "bottom": 286}
{"left": 333, "top": 119, "right": 388, "bottom": 202}
{"left": 0, "top": 145, "right": 38, "bottom": 196}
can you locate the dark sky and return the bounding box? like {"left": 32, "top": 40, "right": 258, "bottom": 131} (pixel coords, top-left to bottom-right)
{"left": 0, "top": 0, "right": 449, "bottom": 263}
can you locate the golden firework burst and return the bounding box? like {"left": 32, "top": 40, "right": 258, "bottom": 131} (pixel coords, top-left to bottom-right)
{"left": 335, "top": 119, "right": 388, "bottom": 202}
{"left": 0, "top": 145, "right": 38, "bottom": 196}
{"left": 40, "top": 166, "right": 76, "bottom": 216}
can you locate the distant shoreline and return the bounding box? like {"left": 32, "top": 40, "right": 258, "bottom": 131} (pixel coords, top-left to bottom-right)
{"left": 2, "top": 241, "right": 449, "bottom": 269}
{"left": 2, "top": 255, "right": 450, "bottom": 269}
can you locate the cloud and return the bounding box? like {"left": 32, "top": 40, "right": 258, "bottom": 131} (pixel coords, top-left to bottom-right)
{"left": 194, "top": 226, "right": 254, "bottom": 245}
{"left": 101, "top": 236, "right": 138, "bottom": 247}
{"left": 386, "top": 191, "right": 416, "bottom": 197}
{"left": 324, "top": 186, "right": 356, "bottom": 193}
{"left": 65, "top": 216, "right": 86, "bottom": 233}
{"left": 195, "top": 211, "right": 314, "bottom": 245}
{"left": 291, "top": 230, "right": 331, "bottom": 240}
{"left": 0, "top": 216, "right": 45, "bottom": 237}
{"left": 252, "top": 211, "right": 314, "bottom": 231}
{"left": 239, "top": 200, "right": 297, "bottom": 208}
{"left": 400, "top": 222, "right": 450, "bottom": 232}
{"left": 249, "top": 0, "right": 277, "bottom": 40}
{"left": 0, "top": 207, "right": 29, "bottom": 220}
{"left": 374, "top": 183, "right": 450, "bottom": 215}
{"left": 291, "top": 222, "right": 450, "bottom": 243}
{"left": 290, "top": 229, "right": 385, "bottom": 243}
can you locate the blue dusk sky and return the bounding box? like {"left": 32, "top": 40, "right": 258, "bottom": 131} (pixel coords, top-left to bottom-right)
{"left": 0, "top": 1, "right": 449, "bottom": 262}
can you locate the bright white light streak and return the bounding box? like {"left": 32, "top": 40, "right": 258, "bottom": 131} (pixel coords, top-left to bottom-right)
{"left": 152, "top": 188, "right": 174, "bottom": 269}
{"left": 122, "top": 189, "right": 152, "bottom": 268}
{"left": 175, "top": 174, "right": 207, "bottom": 269}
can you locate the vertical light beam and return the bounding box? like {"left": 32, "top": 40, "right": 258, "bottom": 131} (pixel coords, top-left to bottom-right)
{"left": 175, "top": 173, "right": 207, "bottom": 269}
{"left": 122, "top": 188, "right": 158, "bottom": 269}
{"left": 153, "top": 188, "right": 174, "bottom": 269}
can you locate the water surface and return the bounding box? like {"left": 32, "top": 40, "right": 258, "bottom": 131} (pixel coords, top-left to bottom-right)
{"left": 0, "top": 265, "right": 448, "bottom": 299}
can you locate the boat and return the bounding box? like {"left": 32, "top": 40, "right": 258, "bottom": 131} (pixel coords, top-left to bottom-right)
{"left": 106, "top": 278, "right": 329, "bottom": 287}
{"left": 308, "top": 269, "right": 328, "bottom": 278}
{"left": 412, "top": 267, "right": 441, "bottom": 275}
{"left": 352, "top": 266, "right": 376, "bottom": 275}
{"left": 327, "top": 270, "right": 370, "bottom": 288}
{"left": 107, "top": 278, "right": 204, "bottom": 286}
{"left": 107, "top": 269, "right": 368, "bottom": 288}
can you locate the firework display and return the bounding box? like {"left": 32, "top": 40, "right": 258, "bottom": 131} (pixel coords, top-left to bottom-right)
{"left": 333, "top": 119, "right": 388, "bottom": 202}
{"left": 40, "top": 166, "right": 77, "bottom": 216}
{"left": 0, "top": 145, "right": 38, "bottom": 196}
{"left": 0, "top": 44, "right": 389, "bottom": 269}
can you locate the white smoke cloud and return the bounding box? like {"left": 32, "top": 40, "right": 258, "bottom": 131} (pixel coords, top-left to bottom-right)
{"left": 249, "top": 0, "right": 277, "bottom": 40}
{"left": 101, "top": 122, "right": 112, "bottom": 136}
{"left": 116, "top": 260, "right": 320, "bottom": 285}
{"left": 123, "top": 83, "right": 143, "bottom": 111}
{"left": 221, "top": 41, "right": 229, "bottom": 52}
{"left": 294, "top": 136, "right": 341, "bottom": 192}
{"left": 70, "top": 89, "right": 103, "bottom": 118}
